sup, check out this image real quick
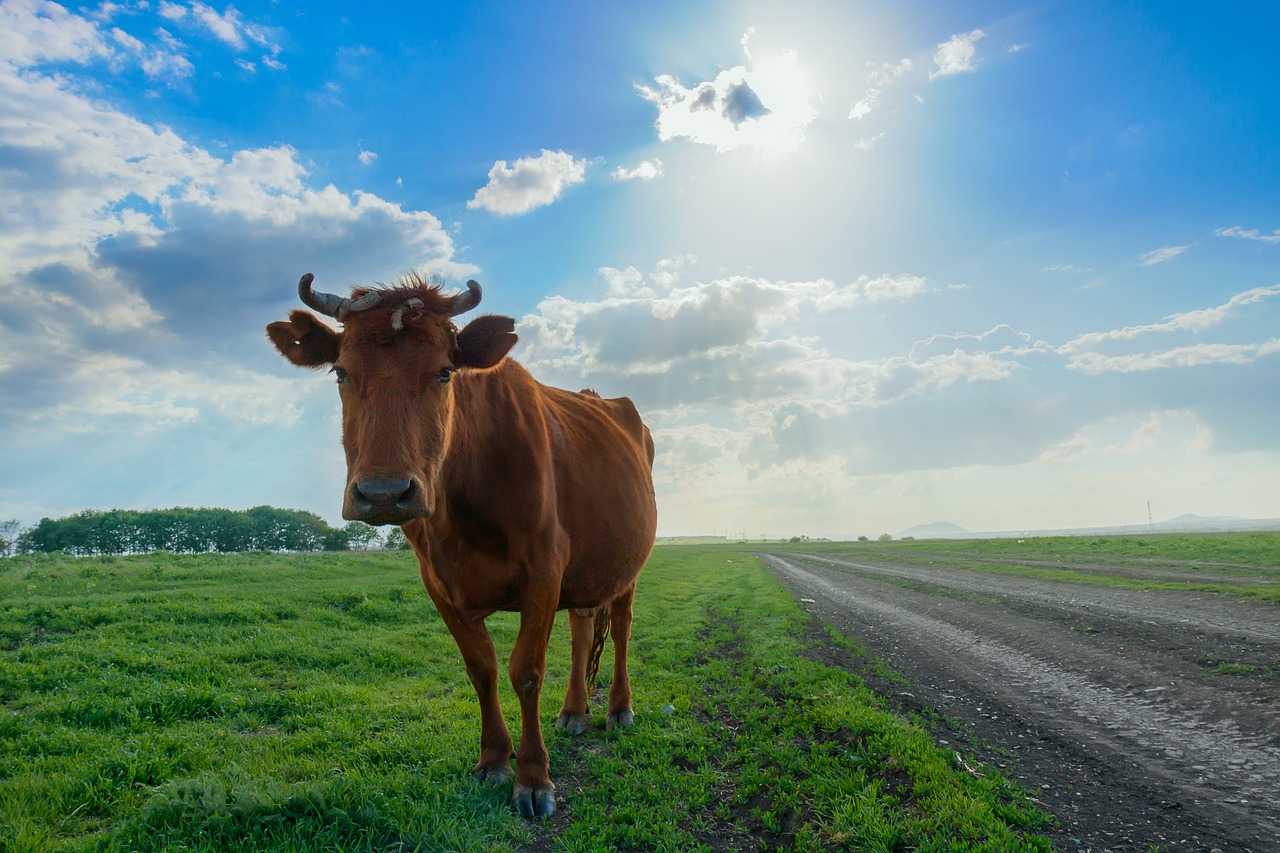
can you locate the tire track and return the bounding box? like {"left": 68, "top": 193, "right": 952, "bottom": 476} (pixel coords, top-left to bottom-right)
{"left": 800, "top": 552, "right": 1280, "bottom": 646}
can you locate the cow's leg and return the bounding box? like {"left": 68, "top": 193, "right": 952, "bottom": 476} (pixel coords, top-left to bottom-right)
{"left": 458, "top": 619, "right": 516, "bottom": 782}
{"left": 555, "top": 608, "right": 594, "bottom": 735}
{"left": 508, "top": 588, "right": 559, "bottom": 818}
{"left": 438, "top": 610, "right": 515, "bottom": 783}
{"left": 606, "top": 583, "right": 636, "bottom": 730}
{"left": 407, "top": 523, "right": 514, "bottom": 782}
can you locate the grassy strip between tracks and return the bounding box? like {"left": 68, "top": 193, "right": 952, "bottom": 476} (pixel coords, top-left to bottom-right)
{"left": 1, "top": 546, "right": 1051, "bottom": 852}
{"left": 758, "top": 533, "right": 1280, "bottom": 603}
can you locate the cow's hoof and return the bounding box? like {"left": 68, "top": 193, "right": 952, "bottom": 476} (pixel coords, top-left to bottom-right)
{"left": 606, "top": 708, "right": 634, "bottom": 730}
{"left": 555, "top": 712, "right": 589, "bottom": 735}
{"left": 474, "top": 763, "right": 514, "bottom": 785}
{"left": 513, "top": 782, "right": 555, "bottom": 819}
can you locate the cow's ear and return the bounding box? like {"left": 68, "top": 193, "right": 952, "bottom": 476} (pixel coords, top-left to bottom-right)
{"left": 267, "top": 310, "right": 341, "bottom": 367}
{"left": 455, "top": 314, "right": 517, "bottom": 370}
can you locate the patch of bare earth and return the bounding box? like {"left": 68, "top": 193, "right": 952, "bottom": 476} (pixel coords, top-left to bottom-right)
{"left": 760, "top": 552, "right": 1280, "bottom": 853}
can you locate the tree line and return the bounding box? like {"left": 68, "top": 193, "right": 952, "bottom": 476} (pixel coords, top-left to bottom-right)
{"left": 0, "top": 508, "right": 411, "bottom": 557}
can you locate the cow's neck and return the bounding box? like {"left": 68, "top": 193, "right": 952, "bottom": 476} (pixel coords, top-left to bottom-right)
{"left": 437, "top": 358, "right": 545, "bottom": 522}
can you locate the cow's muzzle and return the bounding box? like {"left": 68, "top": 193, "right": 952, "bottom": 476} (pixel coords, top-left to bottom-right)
{"left": 344, "top": 477, "right": 429, "bottom": 525}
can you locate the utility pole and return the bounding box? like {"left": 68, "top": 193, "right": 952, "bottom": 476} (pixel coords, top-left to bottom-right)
{"left": 1147, "top": 501, "right": 1153, "bottom": 534}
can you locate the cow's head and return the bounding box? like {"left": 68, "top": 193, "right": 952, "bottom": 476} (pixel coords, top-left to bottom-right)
{"left": 267, "top": 273, "right": 517, "bottom": 525}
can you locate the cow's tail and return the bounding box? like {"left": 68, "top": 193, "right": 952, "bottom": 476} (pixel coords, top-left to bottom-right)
{"left": 585, "top": 601, "right": 612, "bottom": 695}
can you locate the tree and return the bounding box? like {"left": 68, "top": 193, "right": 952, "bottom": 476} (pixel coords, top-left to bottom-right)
{"left": 383, "top": 527, "right": 410, "bottom": 550}
{"left": 878, "top": 533, "right": 893, "bottom": 542}
{"left": 12, "top": 507, "right": 351, "bottom": 555}
{"left": 344, "top": 521, "right": 381, "bottom": 550}
{"left": 0, "top": 519, "right": 24, "bottom": 558}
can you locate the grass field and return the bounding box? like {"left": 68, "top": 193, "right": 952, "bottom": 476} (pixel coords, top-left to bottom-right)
{"left": 1, "top": 546, "right": 1055, "bottom": 851}
{"left": 759, "top": 532, "right": 1280, "bottom": 602}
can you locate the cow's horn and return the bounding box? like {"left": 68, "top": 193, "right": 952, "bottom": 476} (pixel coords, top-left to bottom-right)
{"left": 297, "top": 273, "right": 380, "bottom": 320}
{"left": 390, "top": 298, "right": 425, "bottom": 331}
{"left": 448, "top": 280, "right": 482, "bottom": 317}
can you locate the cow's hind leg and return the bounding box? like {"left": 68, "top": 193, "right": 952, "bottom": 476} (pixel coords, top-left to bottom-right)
{"left": 555, "top": 608, "right": 594, "bottom": 735}
{"left": 606, "top": 583, "right": 636, "bottom": 730}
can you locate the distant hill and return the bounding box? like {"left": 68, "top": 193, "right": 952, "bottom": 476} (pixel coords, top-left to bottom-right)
{"left": 898, "top": 521, "right": 972, "bottom": 539}
{"left": 1150, "top": 514, "right": 1276, "bottom": 533}
{"left": 981, "top": 515, "right": 1278, "bottom": 538}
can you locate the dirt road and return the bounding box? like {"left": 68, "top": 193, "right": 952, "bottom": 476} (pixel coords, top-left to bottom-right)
{"left": 759, "top": 551, "right": 1280, "bottom": 852}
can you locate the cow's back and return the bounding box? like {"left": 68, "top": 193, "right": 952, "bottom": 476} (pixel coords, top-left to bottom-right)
{"left": 541, "top": 385, "right": 657, "bottom": 608}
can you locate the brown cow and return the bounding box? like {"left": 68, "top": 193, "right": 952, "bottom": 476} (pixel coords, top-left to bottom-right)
{"left": 266, "top": 273, "right": 657, "bottom": 818}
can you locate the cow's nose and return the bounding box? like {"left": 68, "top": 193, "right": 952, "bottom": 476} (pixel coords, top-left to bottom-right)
{"left": 350, "top": 478, "right": 418, "bottom": 512}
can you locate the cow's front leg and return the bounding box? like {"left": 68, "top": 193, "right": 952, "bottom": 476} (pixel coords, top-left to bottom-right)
{"left": 409, "top": 524, "right": 514, "bottom": 783}
{"left": 437, "top": 610, "right": 515, "bottom": 783}
{"left": 459, "top": 620, "right": 517, "bottom": 782}
{"left": 509, "top": 591, "right": 559, "bottom": 818}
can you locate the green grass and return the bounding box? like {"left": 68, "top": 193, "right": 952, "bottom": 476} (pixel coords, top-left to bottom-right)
{"left": 2, "top": 548, "right": 1052, "bottom": 851}
{"left": 762, "top": 531, "right": 1280, "bottom": 567}
{"left": 1216, "top": 662, "right": 1274, "bottom": 678}
{"left": 754, "top": 533, "right": 1280, "bottom": 602}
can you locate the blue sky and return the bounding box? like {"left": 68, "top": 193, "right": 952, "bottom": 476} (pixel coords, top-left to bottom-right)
{"left": 2, "top": 0, "right": 1278, "bottom": 538}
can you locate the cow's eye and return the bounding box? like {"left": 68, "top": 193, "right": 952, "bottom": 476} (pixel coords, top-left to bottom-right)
{"left": 331, "top": 366, "right": 349, "bottom": 385}
{"left": 436, "top": 367, "right": 454, "bottom": 384}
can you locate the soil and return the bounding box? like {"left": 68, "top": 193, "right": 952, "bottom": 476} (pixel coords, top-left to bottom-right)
{"left": 758, "top": 551, "right": 1280, "bottom": 853}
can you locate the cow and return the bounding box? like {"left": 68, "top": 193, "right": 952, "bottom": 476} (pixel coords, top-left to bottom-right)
{"left": 266, "top": 272, "right": 657, "bottom": 818}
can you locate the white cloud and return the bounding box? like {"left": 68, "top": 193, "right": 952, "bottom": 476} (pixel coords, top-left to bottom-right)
{"left": 358, "top": 148, "right": 377, "bottom": 166}
{"left": 147, "top": 1, "right": 283, "bottom": 60}
{"left": 517, "top": 271, "right": 938, "bottom": 405}
{"left": 0, "top": 0, "right": 114, "bottom": 66}
{"left": 1138, "top": 245, "right": 1188, "bottom": 266}
{"left": 512, "top": 265, "right": 1280, "bottom": 502}
{"left": 1118, "top": 411, "right": 1210, "bottom": 454}
{"left": 0, "top": 10, "right": 467, "bottom": 457}
{"left": 910, "top": 325, "right": 1049, "bottom": 360}
{"left": 1039, "top": 410, "right": 1215, "bottom": 461}
{"left": 611, "top": 159, "right": 663, "bottom": 182}
{"left": 1215, "top": 225, "right": 1280, "bottom": 245}
{"left": 1057, "top": 284, "right": 1280, "bottom": 379}
{"left": 931, "top": 29, "right": 985, "bottom": 79}
{"left": 639, "top": 36, "right": 817, "bottom": 154}
{"left": 848, "top": 58, "right": 913, "bottom": 120}
{"left": 1059, "top": 285, "right": 1280, "bottom": 354}
{"left": 158, "top": 2, "right": 186, "bottom": 22}
{"left": 189, "top": 1, "right": 246, "bottom": 49}
{"left": 1066, "top": 339, "right": 1280, "bottom": 375}
{"left": 108, "top": 25, "right": 141, "bottom": 52}
{"left": 650, "top": 254, "right": 695, "bottom": 289}
{"left": 854, "top": 132, "right": 886, "bottom": 151}
{"left": 467, "top": 149, "right": 587, "bottom": 215}
{"left": 104, "top": 23, "right": 192, "bottom": 78}
{"left": 31, "top": 354, "right": 305, "bottom": 432}
{"left": 598, "top": 266, "right": 652, "bottom": 299}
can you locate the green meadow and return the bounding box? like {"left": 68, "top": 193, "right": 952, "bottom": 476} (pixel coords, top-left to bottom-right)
{"left": 2, "top": 546, "right": 1052, "bottom": 852}
{"left": 762, "top": 532, "right": 1280, "bottom": 602}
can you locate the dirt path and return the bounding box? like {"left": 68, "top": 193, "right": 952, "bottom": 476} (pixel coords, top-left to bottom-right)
{"left": 759, "top": 552, "right": 1280, "bottom": 853}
